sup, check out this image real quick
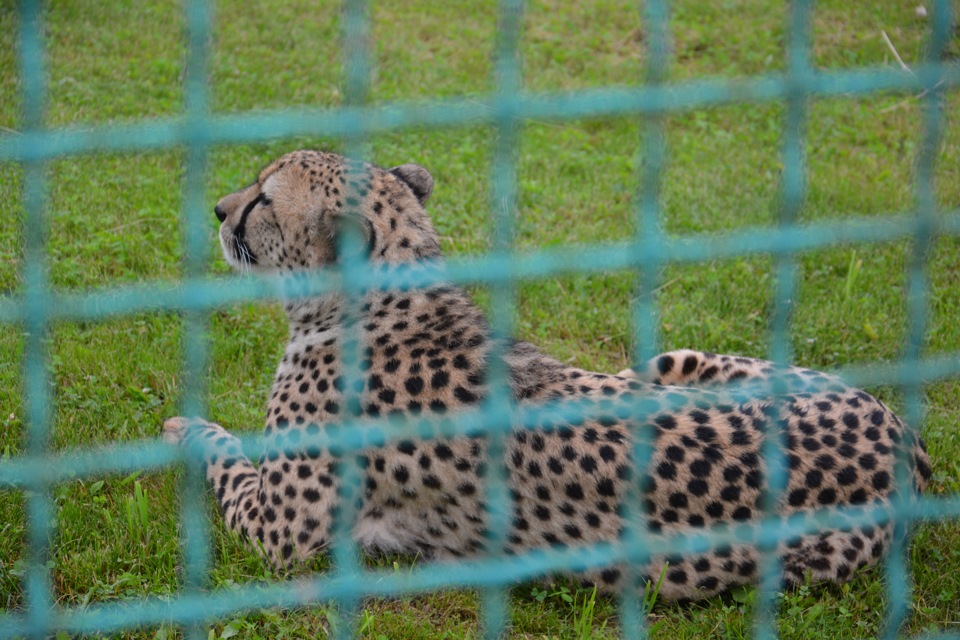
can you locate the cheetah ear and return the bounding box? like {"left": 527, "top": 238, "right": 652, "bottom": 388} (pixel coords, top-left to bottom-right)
{"left": 389, "top": 164, "right": 433, "bottom": 205}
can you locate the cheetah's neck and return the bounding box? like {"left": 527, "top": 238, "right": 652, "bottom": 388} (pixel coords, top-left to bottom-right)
{"left": 284, "top": 296, "right": 343, "bottom": 338}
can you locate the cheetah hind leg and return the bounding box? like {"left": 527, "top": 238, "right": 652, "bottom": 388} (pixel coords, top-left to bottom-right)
{"left": 578, "top": 525, "right": 892, "bottom": 602}
{"left": 781, "top": 524, "right": 893, "bottom": 587}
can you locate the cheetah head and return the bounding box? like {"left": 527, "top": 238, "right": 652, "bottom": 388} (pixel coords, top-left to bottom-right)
{"left": 214, "top": 150, "right": 439, "bottom": 272}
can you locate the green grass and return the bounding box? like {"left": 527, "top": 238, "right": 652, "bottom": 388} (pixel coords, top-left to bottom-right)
{"left": 1, "top": 0, "right": 959, "bottom": 637}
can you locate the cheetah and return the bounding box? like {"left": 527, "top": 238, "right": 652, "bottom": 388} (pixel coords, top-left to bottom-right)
{"left": 163, "top": 149, "right": 932, "bottom": 601}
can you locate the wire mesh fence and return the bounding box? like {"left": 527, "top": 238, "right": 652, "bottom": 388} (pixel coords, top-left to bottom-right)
{"left": 2, "top": 0, "right": 959, "bottom": 638}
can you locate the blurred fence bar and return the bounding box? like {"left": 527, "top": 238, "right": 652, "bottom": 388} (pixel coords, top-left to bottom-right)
{"left": 1, "top": 0, "right": 957, "bottom": 638}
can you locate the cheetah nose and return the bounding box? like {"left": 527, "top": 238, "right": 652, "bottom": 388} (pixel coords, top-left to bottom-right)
{"left": 214, "top": 204, "right": 227, "bottom": 223}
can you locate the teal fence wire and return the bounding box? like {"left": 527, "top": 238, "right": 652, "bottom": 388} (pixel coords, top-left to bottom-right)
{"left": 2, "top": 0, "right": 960, "bottom": 638}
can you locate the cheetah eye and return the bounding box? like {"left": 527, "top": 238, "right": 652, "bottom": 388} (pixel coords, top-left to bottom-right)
{"left": 242, "top": 192, "right": 272, "bottom": 214}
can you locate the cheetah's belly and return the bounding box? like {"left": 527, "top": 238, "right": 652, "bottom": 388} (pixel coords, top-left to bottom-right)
{"left": 353, "top": 501, "right": 480, "bottom": 558}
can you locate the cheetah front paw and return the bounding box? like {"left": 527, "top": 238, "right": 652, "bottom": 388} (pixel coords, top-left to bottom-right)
{"left": 162, "top": 417, "right": 190, "bottom": 445}
{"left": 163, "top": 416, "right": 221, "bottom": 445}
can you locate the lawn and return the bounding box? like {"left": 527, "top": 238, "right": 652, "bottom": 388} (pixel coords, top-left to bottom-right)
{"left": 1, "top": 0, "right": 959, "bottom": 638}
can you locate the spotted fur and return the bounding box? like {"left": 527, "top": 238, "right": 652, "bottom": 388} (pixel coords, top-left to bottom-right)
{"left": 163, "top": 150, "right": 931, "bottom": 600}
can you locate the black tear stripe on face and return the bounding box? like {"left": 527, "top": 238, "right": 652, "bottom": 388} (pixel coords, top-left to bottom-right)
{"left": 234, "top": 193, "right": 264, "bottom": 264}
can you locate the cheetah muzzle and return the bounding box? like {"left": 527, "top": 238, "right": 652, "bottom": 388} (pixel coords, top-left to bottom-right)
{"left": 164, "top": 149, "right": 932, "bottom": 601}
